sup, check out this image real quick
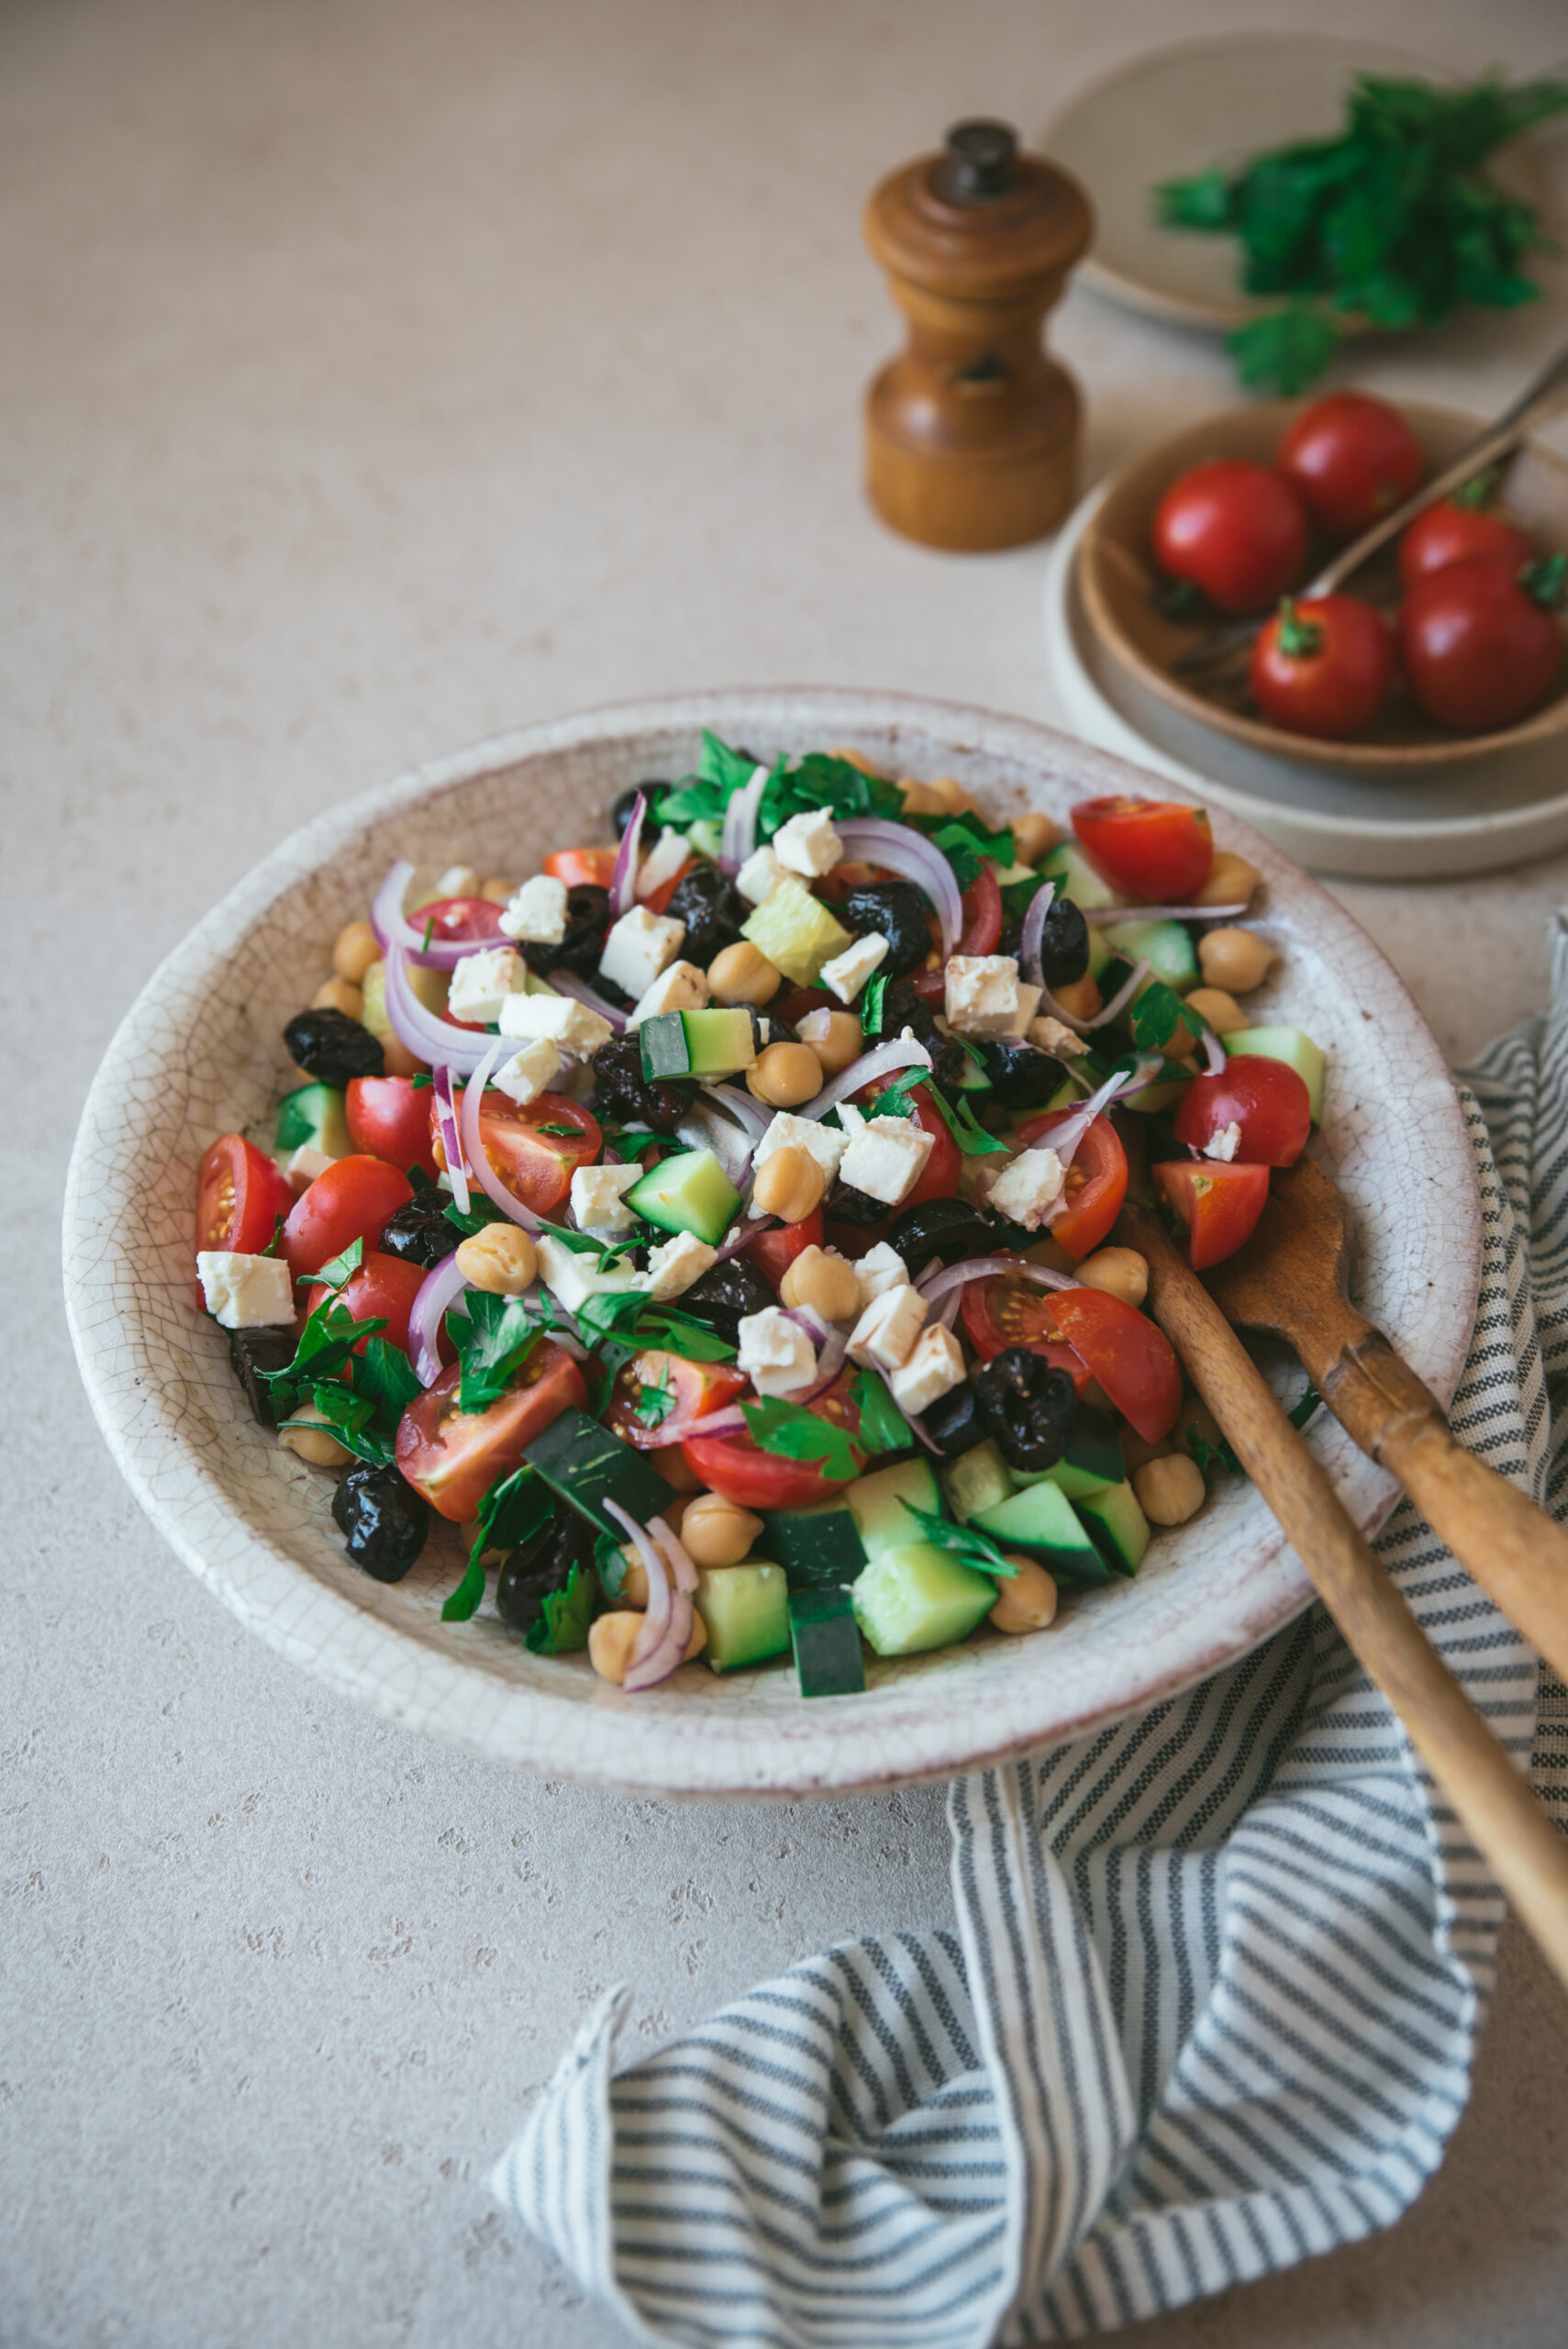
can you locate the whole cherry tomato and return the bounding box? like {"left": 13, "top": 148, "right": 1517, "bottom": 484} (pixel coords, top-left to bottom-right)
{"left": 1171, "top": 1056, "right": 1311, "bottom": 1168}
{"left": 1154, "top": 1161, "right": 1270, "bottom": 1271}
{"left": 1276, "top": 393, "right": 1425, "bottom": 540}
{"left": 1151, "top": 459, "right": 1308, "bottom": 615}
{"left": 1249, "top": 596, "right": 1394, "bottom": 740}
{"left": 1396, "top": 554, "right": 1564, "bottom": 732}
{"left": 1071, "top": 796, "right": 1213, "bottom": 903}
{"left": 1397, "top": 481, "right": 1533, "bottom": 587}
{"left": 346, "top": 1075, "right": 441, "bottom": 1176}
{"left": 195, "top": 1134, "right": 294, "bottom": 1263}
{"left": 306, "top": 1251, "right": 432, "bottom": 1358}
{"left": 281, "top": 1154, "right": 413, "bottom": 1280}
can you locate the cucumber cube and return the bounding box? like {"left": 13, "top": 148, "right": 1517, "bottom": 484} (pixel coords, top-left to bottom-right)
{"left": 789, "top": 1587, "right": 866, "bottom": 1698}
{"left": 851, "top": 1543, "right": 995, "bottom": 1657}
{"left": 1074, "top": 1479, "right": 1151, "bottom": 1577}
{"left": 1011, "top": 1408, "right": 1124, "bottom": 1501}
{"left": 639, "top": 1006, "right": 759, "bottom": 1084}
{"left": 694, "top": 1563, "right": 791, "bottom": 1673}
{"left": 639, "top": 1011, "right": 694, "bottom": 1080}
{"left": 845, "top": 1458, "right": 942, "bottom": 1558}
{"left": 523, "top": 1408, "right": 680, "bottom": 1539}
{"left": 625, "top": 1149, "right": 741, "bottom": 1246}
{"left": 761, "top": 1500, "right": 866, "bottom": 1588}
{"left": 1039, "top": 840, "right": 1118, "bottom": 911}
{"left": 741, "top": 878, "right": 853, "bottom": 986}
{"left": 1102, "top": 918, "right": 1198, "bottom": 995}
{"left": 1223, "top": 1027, "right": 1327, "bottom": 1124}
{"left": 275, "top": 1082, "right": 350, "bottom": 1159}
{"left": 973, "top": 1481, "right": 1110, "bottom": 1586}
{"left": 940, "top": 1438, "right": 1013, "bottom": 1524}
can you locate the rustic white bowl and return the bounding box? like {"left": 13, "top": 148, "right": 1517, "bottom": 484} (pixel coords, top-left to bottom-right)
{"left": 62, "top": 691, "right": 1479, "bottom": 1796}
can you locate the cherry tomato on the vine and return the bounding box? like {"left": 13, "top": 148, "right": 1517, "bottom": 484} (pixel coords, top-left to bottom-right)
{"left": 1396, "top": 554, "right": 1564, "bottom": 733}
{"left": 1249, "top": 595, "right": 1394, "bottom": 740}
{"left": 1151, "top": 459, "right": 1308, "bottom": 615}
{"left": 1277, "top": 393, "right": 1424, "bottom": 541}
{"left": 1071, "top": 796, "right": 1213, "bottom": 903}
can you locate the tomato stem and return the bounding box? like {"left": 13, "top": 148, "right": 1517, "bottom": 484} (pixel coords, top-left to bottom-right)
{"left": 1274, "top": 598, "right": 1323, "bottom": 660}
{"left": 1452, "top": 468, "right": 1498, "bottom": 511}
{"left": 1519, "top": 552, "right": 1567, "bottom": 609}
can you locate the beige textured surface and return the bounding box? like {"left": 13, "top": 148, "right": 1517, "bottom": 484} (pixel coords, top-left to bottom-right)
{"left": 8, "top": 1, "right": 1568, "bottom": 2343}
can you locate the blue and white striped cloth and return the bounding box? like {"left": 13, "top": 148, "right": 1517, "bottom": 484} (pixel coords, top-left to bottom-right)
{"left": 494, "top": 915, "right": 1568, "bottom": 2346}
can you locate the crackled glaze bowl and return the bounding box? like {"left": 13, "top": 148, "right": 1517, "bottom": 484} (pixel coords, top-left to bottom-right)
{"left": 61, "top": 691, "right": 1480, "bottom": 1796}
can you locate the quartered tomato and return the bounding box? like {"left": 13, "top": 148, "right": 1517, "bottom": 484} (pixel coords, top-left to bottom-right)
{"left": 543, "top": 848, "right": 618, "bottom": 890}
{"left": 1046, "top": 1287, "right": 1182, "bottom": 1443}
{"left": 856, "top": 1078, "right": 962, "bottom": 1208}
{"left": 1071, "top": 796, "right": 1213, "bottom": 904}
{"left": 746, "top": 1208, "right": 823, "bottom": 1291}
{"left": 306, "top": 1251, "right": 432, "bottom": 1358}
{"left": 195, "top": 1134, "right": 294, "bottom": 1262}
{"left": 411, "top": 896, "right": 506, "bottom": 949}
{"left": 346, "top": 1075, "right": 441, "bottom": 1176}
{"left": 603, "top": 1349, "right": 748, "bottom": 1449}
{"left": 281, "top": 1154, "right": 413, "bottom": 1280}
{"left": 1155, "top": 1161, "right": 1271, "bottom": 1272}
{"left": 1013, "top": 1109, "right": 1128, "bottom": 1258}
{"left": 467, "top": 1091, "right": 601, "bottom": 1218}
{"left": 962, "top": 1277, "right": 1094, "bottom": 1393}
{"left": 955, "top": 865, "right": 1002, "bottom": 957}
{"left": 395, "top": 1339, "right": 586, "bottom": 1521}
{"left": 681, "top": 1368, "right": 866, "bottom": 1510}
{"left": 1171, "top": 1058, "right": 1311, "bottom": 1168}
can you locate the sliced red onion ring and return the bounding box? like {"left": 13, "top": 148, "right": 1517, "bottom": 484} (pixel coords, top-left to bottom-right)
{"left": 797, "top": 1325, "right": 849, "bottom": 1402}
{"left": 1084, "top": 902, "right": 1250, "bottom": 924}
{"left": 836, "top": 818, "right": 963, "bottom": 956}
{"left": 916, "top": 1255, "right": 1080, "bottom": 1306}
{"left": 700, "top": 1081, "right": 771, "bottom": 1140}
{"left": 548, "top": 966, "right": 628, "bottom": 1035}
{"left": 651, "top": 1516, "right": 699, "bottom": 1596}
{"left": 1039, "top": 1062, "right": 1161, "bottom": 1180}
{"left": 654, "top": 1401, "right": 749, "bottom": 1447}
{"left": 605, "top": 1502, "right": 695, "bottom": 1693}
{"left": 1094, "top": 955, "right": 1151, "bottom": 1030}
{"left": 712, "top": 1215, "right": 775, "bottom": 1264}
{"left": 720, "top": 763, "right": 769, "bottom": 873}
{"left": 430, "top": 1065, "right": 470, "bottom": 1215}
{"left": 383, "top": 946, "right": 493, "bottom": 1076}
{"left": 1018, "top": 879, "right": 1057, "bottom": 994}
{"left": 408, "top": 1253, "right": 470, "bottom": 1388}
{"left": 459, "top": 1040, "right": 543, "bottom": 1230}
{"left": 371, "top": 860, "right": 489, "bottom": 970}
{"left": 803, "top": 1034, "right": 932, "bottom": 1120}
{"left": 610, "top": 791, "right": 646, "bottom": 918}
{"left": 905, "top": 1410, "right": 942, "bottom": 1457}
{"left": 678, "top": 1102, "right": 754, "bottom": 1189}
{"left": 1198, "top": 1030, "right": 1228, "bottom": 1075}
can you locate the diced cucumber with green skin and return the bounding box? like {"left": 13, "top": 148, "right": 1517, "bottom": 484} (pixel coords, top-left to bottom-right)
{"left": 1010, "top": 1408, "right": 1125, "bottom": 1500}
{"left": 687, "top": 818, "right": 724, "bottom": 863}
{"left": 694, "top": 1563, "right": 791, "bottom": 1673}
{"left": 640, "top": 1007, "right": 758, "bottom": 1083}
{"left": 1102, "top": 919, "right": 1198, "bottom": 995}
{"left": 523, "top": 1408, "right": 680, "bottom": 1540}
{"left": 1074, "top": 1479, "right": 1151, "bottom": 1578}
{"left": 973, "top": 1481, "right": 1111, "bottom": 1586}
{"left": 1039, "top": 839, "right": 1118, "bottom": 911}
{"left": 940, "top": 1439, "right": 1013, "bottom": 1524}
{"left": 521, "top": 967, "right": 560, "bottom": 997}
{"left": 850, "top": 1543, "right": 996, "bottom": 1657}
{"left": 1223, "top": 1027, "right": 1327, "bottom": 1124}
{"left": 762, "top": 1501, "right": 866, "bottom": 1588}
{"left": 1086, "top": 926, "right": 1115, "bottom": 981}
{"left": 624, "top": 1149, "right": 741, "bottom": 1246}
{"left": 275, "top": 1082, "right": 350, "bottom": 1159}
{"left": 845, "top": 1458, "right": 942, "bottom": 1558}
{"left": 741, "top": 878, "right": 853, "bottom": 986}
{"left": 789, "top": 1586, "right": 866, "bottom": 1697}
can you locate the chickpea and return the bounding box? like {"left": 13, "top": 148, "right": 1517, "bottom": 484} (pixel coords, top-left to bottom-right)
{"left": 1011, "top": 812, "right": 1060, "bottom": 867}
{"left": 603, "top": 1547, "right": 650, "bottom": 1609}
{"left": 1051, "top": 973, "right": 1102, "bottom": 1022}
{"left": 748, "top": 1040, "right": 823, "bottom": 1108}
{"left": 751, "top": 1144, "right": 825, "bottom": 1222}
{"left": 382, "top": 1033, "right": 426, "bottom": 1080}
{"left": 1195, "top": 850, "right": 1262, "bottom": 910}
{"left": 708, "top": 941, "right": 781, "bottom": 1008}
{"left": 480, "top": 875, "right": 516, "bottom": 905}
{"left": 680, "top": 1492, "right": 764, "bottom": 1568}
{"left": 1184, "top": 986, "right": 1248, "bottom": 1037}
{"left": 456, "top": 1224, "right": 538, "bottom": 1295}
{"left": 588, "top": 1607, "right": 706, "bottom": 1685}
{"left": 929, "top": 776, "right": 980, "bottom": 817}
{"left": 1198, "top": 928, "right": 1276, "bottom": 996}
{"left": 897, "top": 778, "right": 947, "bottom": 818}
{"left": 1134, "top": 1453, "right": 1207, "bottom": 1527}
{"left": 795, "top": 1008, "right": 862, "bottom": 1074}
{"left": 312, "top": 974, "right": 363, "bottom": 1019}
{"left": 1077, "top": 1246, "right": 1148, "bottom": 1309}
{"left": 277, "top": 1403, "right": 352, "bottom": 1468}
{"left": 780, "top": 1244, "right": 862, "bottom": 1323}
{"left": 989, "top": 1557, "right": 1059, "bottom": 1634}
{"left": 332, "top": 919, "right": 381, "bottom": 985}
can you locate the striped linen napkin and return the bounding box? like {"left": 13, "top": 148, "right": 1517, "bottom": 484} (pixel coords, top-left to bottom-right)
{"left": 493, "top": 914, "right": 1568, "bottom": 2347}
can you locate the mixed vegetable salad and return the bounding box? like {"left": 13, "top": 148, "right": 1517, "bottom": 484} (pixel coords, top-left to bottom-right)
{"left": 193, "top": 741, "right": 1324, "bottom": 1699}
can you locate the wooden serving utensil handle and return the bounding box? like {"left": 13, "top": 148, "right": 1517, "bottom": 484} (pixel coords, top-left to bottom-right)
{"left": 1120, "top": 1200, "right": 1568, "bottom": 1997}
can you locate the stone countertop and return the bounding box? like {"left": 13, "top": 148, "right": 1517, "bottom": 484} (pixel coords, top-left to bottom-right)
{"left": 6, "top": 2, "right": 1567, "bottom": 2343}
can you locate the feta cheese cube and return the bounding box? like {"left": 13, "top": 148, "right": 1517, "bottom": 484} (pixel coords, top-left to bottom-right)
{"left": 837, "top": 1102, "right": 935, "bottom": 1208}
{"left": 1204, "top": 1120, "right": 1242, "bottom": 1163}
{"left": 535, "top": 1232, "right": 642, "bottom": 1318}
{"left": 736, "top": 845, "right": 788, "bottom": 905}
{"left": 944, "top": 954, "right": 1023, "bottom": 1039}
{"left": 1013, "top": 983, "right": 1042, "bottom": 1035}
{"left": 626, "top": 959, "right": 711, "bottom": 1030}
{"left": 635, "top": 829, "right": 691, "bottom": 901}
{"left": 888, "top": 1326, "right": 967, "bottom": 1416}
{"left": 750, "top": 1111, "right": 848, "bottom": 1208}
{"left": 819, "top": 930, "right": 889, "bottom": 1006}
{"left": 985, "top": 1147, "right": 1065, "bottom": 1231}
{"left": 430, "top": 863, "right": 479, "bottom": 902}
{"left": 736, "top": 1306, "right": 817, "bottom": 1397}
{"left": 1029, "top": 1016, "right": 1088, "bottom": 1058}
{"left": 283, "top": 1144, "right": 334, "bottom": 1195}
{"left": 497, "top": 990, "right": 615, "bottom": 1061}
{"left": 570, "top": 1162, "right": 640, "bottom": 1234}
{"left": 446, "top": 944, "right": 526, "bottom": 1026}
{"left": 853, "top": 1241, "right": 908, "bottom": 1306}
{"left": 498, "top": 874, "right": 569, "bottom": 945}
{"left": 598, "top": 904, "right": 685, "bottom": 1001}
{"left": 846, "top": 1282, "right": 928, "bottom": 1375}
{"left": 772, "top": 807, "right": 844, "bottom": 878}
{"left": 643, "top": 1230, "right": 717, "bottom": 1302}
{"left": 197, "top": 1250, "right": 295, "bottom": 1330}
{"left": 492, "top": 1038, "right": 562, "bottom": 1107}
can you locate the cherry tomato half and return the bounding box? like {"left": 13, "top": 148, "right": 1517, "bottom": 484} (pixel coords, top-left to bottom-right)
{"left": 955, "top": 865, "right": 1002, "bottom": 958}
{"left": 961, "top": 1279, "right": 1094, "bottom": 1392}
{"left": 195, "top": 1134, "right": 294, "bottom": 1262}
{"left": 1013, "top": 1110, "right": 1128, "bottom": 1258}
{"left": 411, "top": 896, "right": 506, "bottom": 949}
{"left": 543, "top": 848, "right": 618, "bottom": 890}
{"left": 602, "top": 1349, "right": 748, "bottom": 1449}
{"left": 856, "top": 1078, "right": 962, "bottom": 1208}
{"left": 306, "top": 1251, "right": 433, "bottom": 1358}
{"left": 468, "top": 1090, "right": 601, "bottom": 1218}
{"left": 1045, "top": 1287, "right": 1182, "bottom": 1443}
{"left": 1151, "top": 459, "right": 1308, "bottom": 615}
{"left": 745, "top": 1208, "right": 824, "bottom": 1291}
{"left": 1397, "top": 491, "right": 1533, "bottom": 588}
{"left": 1154, "top": 1161, "right": 1271, "bottom": 1272}
{"left": 346, "top": 1075, "right": 441, "bottom": 1176}
{"left": 1396, "top": 554, "right": 1563, "bottom": 733}
{"left": 1249, "top": 595, "right": 1394, "bottom": 740}
{"left": 1171, "top": 1057, "right": 1311, "bottom": 1168}
{"left": 1071, "top": 796, "right": 1213, "bottom": 904}
{"left": 682, "top": 1369, "right": 866, "bottom": 1510}
{"left": 281, "top": 1154, "right": 413, "bottom": 1280}
{"left": 1277, "top": 393, "right": 1425, "bottom": 542}
{"left": 395, "top": 1339, "right": 586, "bottom": 1521}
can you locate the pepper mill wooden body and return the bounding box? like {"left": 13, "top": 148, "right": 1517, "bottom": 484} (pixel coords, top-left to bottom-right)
{"left": 863, "top": 119, "right": 1092, "bottom": 552}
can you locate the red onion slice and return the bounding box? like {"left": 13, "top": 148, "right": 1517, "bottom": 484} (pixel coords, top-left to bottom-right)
{"left": 917, "top": 1255, "right": 1080, "bottom": 1306}
{"left": 653, "top": 1401, "right": 748, "bottom": 1446}
{"left": 605, "top": 1501, "right": 695, "bottom": 1692}
{"left": 1198, "top": 1029, "right": 1228, "bottom": 1074}
{"left": 459, "top": 1040, "right": 543, "bottom": 1230}
{"left": 720, "top": 763, "right": 769, "bottom": 873}
{"left": 610, "top": 792, "right": 647, "bottom": 918}
{"left": 803, "top": 1034, "right": 932, "bottom": 1120}
{"left": 1084, "top": 901, "right": 1250, "bottom": 924}
{"left": 547, "top": 966, "right": 628, "bottom": 1035}
{"left": 430, "top": 1065, "right": 470, "bottom": 1215}
{"left": 712, "top": 1214, "right": 776, "bottom": 1264}
{"left": 649, "top": 1515, "right": 700, "bottom": 1597}
{"left": 836, "top": 818, "right": 963, "bottom": 956}
{"left": 408, "top": 1252, "right": 470, "bottom": 1388}
{"left": 383, "top": 946, "right": 494, "bottom": 1076}
{"left": 797, "top": 1324, "right": 849, "bottom": 1402}
{"left": 371, "top": 860, "right": 491, "bottom": 970}
{"left": 1018, "top": 880, "right": 1058, "bottom": 994}
{"left": 700, "top": 1081, "right": 771, "bottom": 1140}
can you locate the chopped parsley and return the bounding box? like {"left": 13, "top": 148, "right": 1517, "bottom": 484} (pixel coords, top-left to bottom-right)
{"left": 445, "top": 1290, "right": 548, "bottom": 1412}
{"left": 741, "top": 1396, "right": 860, "bottom": 1485}
{"left": 851, "top": 1370, "right": 911, "bottom": 1459}
{"left": 442, "top": 1462, "right": 553, "bottom": 1622}
{"left": 900, "top": 1500, "right": 1019, "bottom": 1579}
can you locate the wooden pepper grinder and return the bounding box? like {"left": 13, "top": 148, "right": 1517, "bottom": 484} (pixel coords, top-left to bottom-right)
{"left": 863, "top": 118, "right": 1093, "bottom": 551}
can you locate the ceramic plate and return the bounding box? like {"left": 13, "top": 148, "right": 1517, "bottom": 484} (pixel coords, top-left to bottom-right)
{"left": 62, "top": 691, "right": 1480, "bottom": 1796}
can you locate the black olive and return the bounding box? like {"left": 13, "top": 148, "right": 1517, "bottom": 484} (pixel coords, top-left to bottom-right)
{"left": 879, "top": 979, "right": 968, "bottom": 1096}
{"left": 891, "top": 1197, "right": 1003, "bottom": 1270}
{"left": 524, "top": 883, "right": 613, "bottom": 981}
{"left": 840, "top": 883, "right": 933, "bottom": 979}
{"left": 332, "top": 1466, "right": 429, "bottom": 1583}
{"left": 665, "top": 865, "right": 746, "bottom": 968}
{"left": 495, "top": 1510, "right": 597, "bottom": 1638}
{"left": 828, "top": 1183, "right": 889, "bottom": 1228}
{"left": 1035, "top": 896, "right": 1091, "bottom": 987}
{"left": 976, "top": 1040, "right": 1068, "bottom": 1111}
{"left": 589, "top": 1032, "right": 697, "bottom": 1135}
{"left": 611, "top": 781, "right": 670, "bottom": 837}
{"left": 682, "top": 1252, "right": 775, "bottom": 1339}
{"left": 921, "top": 1377, "right": 987, "bottom": 1459}
{"left": 974, "top": 1347, "right": 1078, "bottom": 1474}
{"left": 283, "top": 1008, "right": 384, "bottom": 1088}
{"left": 378, "top": 1193, "right": 460, "bottom": 1270}
{"left": 228, "top": 1327, "right": 296, "bottom": 1430}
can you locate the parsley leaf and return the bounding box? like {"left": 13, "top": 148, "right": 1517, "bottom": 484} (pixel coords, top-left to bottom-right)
{"left": 759, "top": 750, "right": 903, "bottom": 842}
{"left": 633, "top": 1306, "right": 739, "bottom": 1363}
{"left": 525, "top": 1560, "right": 596, "bottom": 1655}
{"left": 635, "top": 1372, "right": 674, "bottom": 1431}
{"left": 259, "top": 1212, "right": 286, "bottom": 1260}
{"left": 1129, "top": 979, "right": 1204, "bottom": 1055}
{"left": 900, "top": 1500, "right": 1019, "bottom": 1578}
{"left": 861, "top": 971, "right": 887, "bottom": 1040}
{"left": 445, "top": 1290, "right": 545, "bottom": 1411}
{"left": 572, "top": 1285, "right": 654, "bottom": 1350}
{"left": 309, "top": 1235, "right": 364, "bottom": 1293}
{"left": 442, "top": 1463, "right": 552, "bottom": 1622}
{"left": 261, "top": 1296, "right": 388, "bottom": 1414}
{"left": 543, "top": 1224, "right": 636, "bottom": 1268}
{"left": 741, "top": 1397, "right": 860, "bottom": 1484}
{"left": 303, "top": 1382, "right": 390, "bottom": 1467}
{"left": 851, "top": 1371, "right": 911, "bottom": 1459}
{"left": 354, "top": 1335, "right": 422, "bottom": 1438}
{"left": 1000, "top": 870, "right": 1051, "bottom": 926}
{"left": 595, "top": 1529, "right": 628, "bottom": 1598}
{"left": 864, "top": 1064, "right": 1007, "bottom": 1159}
{"left": 920, "top": 815, "right": 1014, "bottom": 891}
{"left": 410, "top": 1073, "right": 433, "bottom": 1092}
{"left": 443, "top": 1195, "right": 507, "bottom": 1237}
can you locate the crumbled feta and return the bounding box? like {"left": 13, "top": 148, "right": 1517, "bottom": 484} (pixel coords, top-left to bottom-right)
{"left": 643, "top": 1230, "right": 717, "bottom": 1302}
{"left": 888, "top": 1325, "right": 967, "bottom": 1416}
{"left": 846, "top": 1282, "right": 928, "bottom": 1375}
{"left": 492, "top": 1038, "right": 562, "bottom": 1107}
{"left": 197, "top": 1250, "right": 295, "bottom": 1330}
{"left": 446, "top": 944, "right": 526, "bottom": 1025}
{"left": 819, "top": 931, "right": 889, "bottom": 1006}
{"left": 598, "top": 904, "right": 685, "bottom": 1001}
{"left": 431, "top": 863, "right": 479, "bottom": 902}
{"left": 498, "top": 874, "right": 569, "bottom": 945}
{"left": 569, "top": 1162, "right": 640, "bottom": 1233}
{"left": 750, "top": 1111, "right": 848, "bottom": 1212}
{"left": 1203, "top": 1120, "right": 1242, "bottom": 1163}
{"left": 853, "top": 1241, "right": 908, "bottom": 1306}
{"left": 944, "top": 954, "right": 1024, "bottom": 1039}
{"left": 736, "top": 845, "right": 788, "bottom": 905}
{"left": 837, "top": 1102, "right": 935, "bottom": 1208}
{"left": 635, "top": 829, "right": 691, "bottom": 901}
{"left": 736, "top": 1306, "right": 817, "bottom": 1397}
{"left": 772, "top": 807, "right": 844, "bottom": 878}
{"left": 496, "top": 990, "right": 615, "bottom": 1061}
{"left": 985, "top": 1147, "right": 1066, "bottom": 1230}
{"left": 283, "top": 1144, "right": 334, "bottom": 1195}
{"left": 626, "top": 959, "right": 711, "bottom": 1029}
{"left": 1030, "top": 1016, "right": 1089, "bottom": 1057}
{"left": 535, "top": 1232, "right": 642, "bottom": 1317}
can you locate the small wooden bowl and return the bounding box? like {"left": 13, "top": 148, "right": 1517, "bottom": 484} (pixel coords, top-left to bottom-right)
{"left": 1079, "top": 397, "right": 1568, "bottom": 775}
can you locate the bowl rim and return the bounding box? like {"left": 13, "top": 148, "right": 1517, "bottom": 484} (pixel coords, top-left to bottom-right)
{"left": 61, "top": 686, "right": 1481, "bottom": 1796}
